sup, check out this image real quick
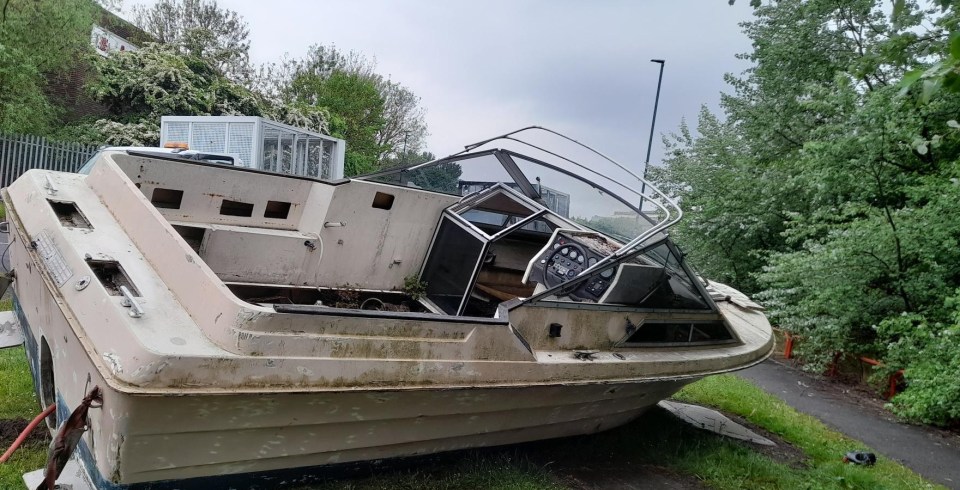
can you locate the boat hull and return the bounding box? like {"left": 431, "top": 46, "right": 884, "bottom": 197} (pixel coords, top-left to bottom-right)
{"left": 15, "top": 269, "right": 698, "bottom": 488}
{"left": 4, "top": 158, "right": 773, "bottom": 488}
{"left": 15, "top": 287, "right": 693, "bottom": 488}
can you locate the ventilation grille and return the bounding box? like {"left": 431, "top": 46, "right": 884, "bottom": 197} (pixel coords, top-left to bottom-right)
{"left": 165, "top": 122, "right": 190, "bottom": 144}
{"left": 226, "top": 123, "right": 255, "bottom": 167}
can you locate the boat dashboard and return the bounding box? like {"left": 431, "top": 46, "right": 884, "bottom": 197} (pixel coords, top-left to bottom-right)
{"left": 525, "top": 230, "right": 647, "bottom": 302}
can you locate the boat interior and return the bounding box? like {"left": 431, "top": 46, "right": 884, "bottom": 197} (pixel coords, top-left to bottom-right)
{"left": 77, "top": 127, "right": 736, "bottom": 346}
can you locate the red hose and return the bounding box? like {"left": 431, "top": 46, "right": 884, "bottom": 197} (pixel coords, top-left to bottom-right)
{"left": 0, "top": 403, "right": 55, "bottom": 463}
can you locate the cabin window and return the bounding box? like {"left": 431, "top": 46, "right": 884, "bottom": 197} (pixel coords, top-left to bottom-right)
{"left": 264, "top": 200, "right": 291, "bottom": 219}
{"left": 372, "top": 192, "right": 394, "bottom": 210}
{"left": 151, "top": 188, "right": 184, "bottom": 209}
{"left": 220, "top": 199, "right": 254, "bottom": 217}
{"left": 87, "top": 259, "right": 140, "bottom": 296}
{"left": 621, "top": 321, "right": 734, "bottom": 346}
{"left": 421, "top": 217, "right": 485, "bottom": 315}
{"left": 47, "top": 200, "right": 92, "bottom": 229}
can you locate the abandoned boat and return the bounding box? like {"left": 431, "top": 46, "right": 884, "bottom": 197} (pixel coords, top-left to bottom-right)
{"left": 2, "top": 127, "right": 773, "bottom": 488}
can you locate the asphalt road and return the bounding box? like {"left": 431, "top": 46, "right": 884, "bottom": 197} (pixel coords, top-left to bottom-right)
{"left": 739, "top": 360, "right": 960, "bottom": 489}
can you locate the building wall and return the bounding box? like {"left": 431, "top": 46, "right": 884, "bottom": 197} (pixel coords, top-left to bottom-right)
{"left": 45, "top": 5, "right": 154, "bottom": 122}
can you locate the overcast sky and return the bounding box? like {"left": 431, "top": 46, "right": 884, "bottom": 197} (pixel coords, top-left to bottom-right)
{"left": 126, "top": 1, "right": 756, "bottom": 175}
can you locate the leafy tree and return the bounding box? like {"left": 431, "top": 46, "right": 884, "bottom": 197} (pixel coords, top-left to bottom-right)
{"left": 655, "top": 0, "right": 960, "bottom": 423}
{"left": 878, "top": 289, "right": 960, "bottom": 426}
{"left": 372, "top": 151, "right": 462, "bottom": 194}
{"left": 79, "top": 43, "right": 327, "bottom": 145}
{"left": 651, "top": 108, "right": 791, "bottom": 292}
{"left": 289, "top": 70, "right": 385, "bottom": 176}
{"left": 131, "top": 0, "right": 252, "bottom": 82}
{"left": 0, "top": 0, "right": 97, "bottom": 134}
{"left": 262, "top": 44, "right": 428, "bottom": 172}
{"left": 377, "top": 81, "right": 427, "bottom": 161}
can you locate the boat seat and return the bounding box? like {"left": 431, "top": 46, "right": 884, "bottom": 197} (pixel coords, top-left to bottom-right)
{"left": 168, "top": 221, "right": 321, "bottom": 285}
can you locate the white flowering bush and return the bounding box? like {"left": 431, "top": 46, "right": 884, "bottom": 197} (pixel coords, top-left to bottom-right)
{"left": 80, "top": 43, "right": 328, "bottom": 145}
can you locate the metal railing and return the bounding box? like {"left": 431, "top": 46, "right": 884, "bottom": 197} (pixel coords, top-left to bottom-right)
{"left": 0, "top": 134, "right": 98, "bottom": 188}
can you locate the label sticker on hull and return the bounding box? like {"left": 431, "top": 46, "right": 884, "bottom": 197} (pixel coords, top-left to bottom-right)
{"left": 35, "top": 230, "right": 73, "bottom": 287}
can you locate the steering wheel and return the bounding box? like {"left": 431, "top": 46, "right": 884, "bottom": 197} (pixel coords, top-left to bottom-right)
{"left": 542, "top": 243, "right": 588, "bottom": 288}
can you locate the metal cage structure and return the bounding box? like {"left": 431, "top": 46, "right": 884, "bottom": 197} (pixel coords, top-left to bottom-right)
{"left": 160, "top": 116, "right": 346, "bottom": 179}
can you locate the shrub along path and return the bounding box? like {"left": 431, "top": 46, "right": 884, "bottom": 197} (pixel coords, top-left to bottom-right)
{"left": 738, "top": 359, "right": 960, "bottom": 488}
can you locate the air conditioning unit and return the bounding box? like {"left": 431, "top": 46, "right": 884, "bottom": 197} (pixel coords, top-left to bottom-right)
{"left": 160, "top": 116, "right": 346, "bottom": 179}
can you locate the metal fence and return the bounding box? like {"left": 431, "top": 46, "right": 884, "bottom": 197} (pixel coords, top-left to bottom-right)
{"left": 0, "top": 134, "right": 98, "bottom": 188}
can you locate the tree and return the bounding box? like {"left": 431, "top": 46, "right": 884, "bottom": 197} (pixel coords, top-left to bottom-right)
{"left": 651, "top": 108, "right": 791, "bottom": 292}
{"left": 377, "top": 151, "right": 462, "bottom": 194}
{"left": 78, "top": 43, "right": 327, "bottom": 145}
{"left": 262, "top": 44, "right": 429, "bottom": 172}
{"left": 655, "top": 0, "right": 960, "bottom": 423}
{"left": 289, "top": 70, "right": 385, "bottom": 176}
{"left": 376, "top": 81, "right": 427, "bottom": 161}
{"left": 0, "top": 0, "right": 97, "bottom": 134}
{"left": 132, "top": 0, "right": 252, "bottom": 82}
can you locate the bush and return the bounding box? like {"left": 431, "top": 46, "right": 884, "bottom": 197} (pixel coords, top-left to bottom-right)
{"left": 877, "top": 290, "right": 960, "bottom": 426}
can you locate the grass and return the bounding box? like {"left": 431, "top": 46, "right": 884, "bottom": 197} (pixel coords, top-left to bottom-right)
{"left": 673, "top": 375, "right": 939, "bottom": 489}
{"left": 0, "top": 347, "right": 47, "bottom": 487}
{"left": 0, "top": 210, "right": 47, "bottom": 488}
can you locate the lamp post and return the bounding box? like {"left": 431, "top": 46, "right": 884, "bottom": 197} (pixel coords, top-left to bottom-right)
{"left": 639, "top": 59, "right": 665, "bottom": 212}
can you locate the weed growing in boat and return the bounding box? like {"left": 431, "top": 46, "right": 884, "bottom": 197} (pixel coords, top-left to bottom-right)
{"left": 402, "top": 275, "right": 427, "bottom": 300}
{"left": 330, "top": 284, "right": 362, "bottom": 309}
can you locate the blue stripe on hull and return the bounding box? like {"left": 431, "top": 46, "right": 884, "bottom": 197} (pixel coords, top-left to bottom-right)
{"left": 14, "top": 293, "right": 42, "bottom": 400}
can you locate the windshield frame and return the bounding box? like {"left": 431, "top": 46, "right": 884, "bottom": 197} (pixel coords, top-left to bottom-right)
{"left": 358, "top": 126, "right": 687, "bottom": 311}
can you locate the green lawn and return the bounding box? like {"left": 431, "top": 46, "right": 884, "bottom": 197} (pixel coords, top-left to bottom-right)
{"left": 673, "top": 375, "right": 939, "bottom": 489}
{"left": 0, "top": 347, "right": 47, "bottom": 488}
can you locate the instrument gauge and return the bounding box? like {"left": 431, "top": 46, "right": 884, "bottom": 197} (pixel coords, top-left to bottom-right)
{"left": 561, "top": 247, "right": 569, "bottom": 255}
{"left": 569, "top": 251, "right": 578, "bottom": 260}
{"left": 600, "top": 268, "right": 614, "bottom": 279}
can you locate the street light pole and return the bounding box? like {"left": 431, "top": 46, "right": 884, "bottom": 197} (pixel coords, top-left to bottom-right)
{"left": 640, "top": 59, "right": 665, "bottom": 212}
{"left": 645, "top": 59, "right": 665, "bottom": 167}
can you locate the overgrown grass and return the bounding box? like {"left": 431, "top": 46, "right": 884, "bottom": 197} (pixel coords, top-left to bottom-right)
{"left": 0, "top": 347, "right": 38, "bottom": 420}
{"left": 0, "top": 347, "right": 47, "bottom": 487}
{"left": 674, "top": 375, "right": 939, "bottom": 489}
{"left": 0, "top": 282, "right": 47, "bottom": 487}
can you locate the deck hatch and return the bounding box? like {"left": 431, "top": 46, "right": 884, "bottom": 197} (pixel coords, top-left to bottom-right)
{"left": 220, "top": 199, "right": 254, "bottom": 217}
{"left": 87, "top": 259, "right": 140, "bottom": 297}
{"left": 264, "top": 200, "right": 291, "bottom": 219}
{"left": 47, "top": 200, "right": 91, "bottom": 229}
{"left": 151, "top": 188, "right": 184, "bottom": 209}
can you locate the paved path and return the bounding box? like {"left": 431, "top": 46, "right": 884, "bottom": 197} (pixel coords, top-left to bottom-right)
{"left": 739, "top": 360, "right": 960, "bottom": 489}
